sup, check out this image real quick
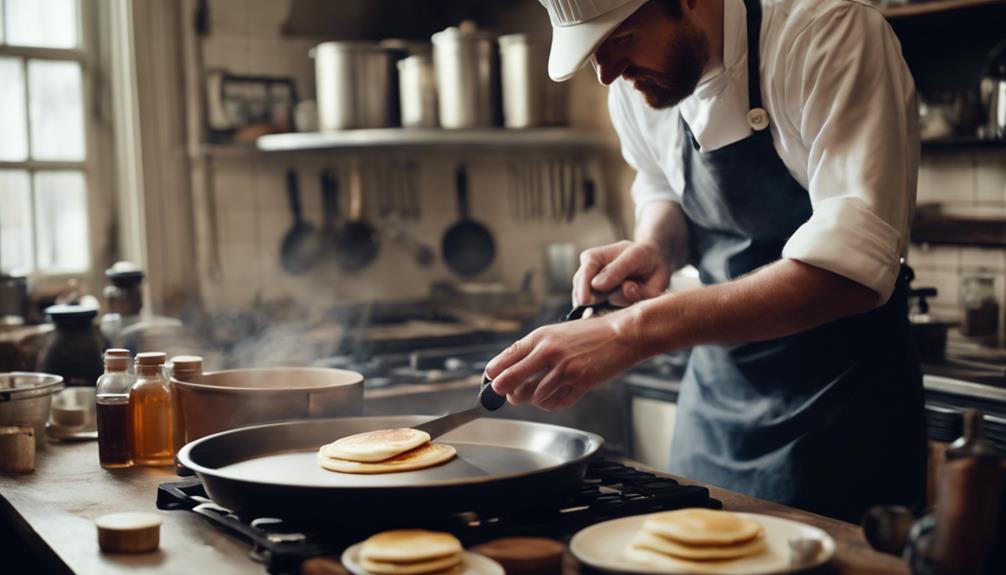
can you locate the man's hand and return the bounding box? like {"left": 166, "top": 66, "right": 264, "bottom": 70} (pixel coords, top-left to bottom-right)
{"left": 484, "top": 309, "right": 641, "bottom": 411}
{"left": 573, "top": 240, "right": 672, "bottom": 307}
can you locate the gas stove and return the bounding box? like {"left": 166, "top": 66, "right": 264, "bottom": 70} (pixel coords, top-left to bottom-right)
{"left": 157, "top": 459, "right": 719, "bottom": 575}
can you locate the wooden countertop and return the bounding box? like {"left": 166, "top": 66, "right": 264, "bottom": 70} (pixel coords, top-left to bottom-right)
{"left": 0, "top": 440, "right": 908, "bottom": 575}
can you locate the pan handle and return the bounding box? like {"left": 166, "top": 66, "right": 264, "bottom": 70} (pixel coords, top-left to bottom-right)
{"left": 321, "top": 169, "right": 339, "bottom": 227}
{"left": 456, "top": 165, "right": 471, "bottom": 220}
{"left": 286, "top": 169, "right": 303, "bottom": 224}
{"left": 479, "top": 373, "right": 506, "bottom": 411}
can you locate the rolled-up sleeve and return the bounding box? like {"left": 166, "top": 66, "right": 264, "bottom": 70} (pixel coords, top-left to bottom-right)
{"left": 779, "top": 5, "right": 919, "bottom": 305}
{"left": 607, "top": 83, "right": 681, "bottom": 220}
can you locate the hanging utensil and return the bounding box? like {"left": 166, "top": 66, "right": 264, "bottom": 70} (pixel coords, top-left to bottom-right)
{"left": 333, "top": 160, "right": 380, "bottom": 272}
{"left": 279, "top": 169, "right": 322, "bottom": 275}
{"left": 320, "top": 168, "right": 340, "bottom": 257}
{"left": 441, "top": 165, "right": 496, "bottom": 277}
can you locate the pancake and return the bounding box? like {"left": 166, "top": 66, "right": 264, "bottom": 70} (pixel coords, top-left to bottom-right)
{"left": 360, "top": 553, "right": 462, "bottom": 575}
{"left": 625, "top": 544, "right": 751, "bottom": 573}
{"left": 320, "top": 428, "right": 431, "bottom": 463}
{"left": 319, "top": 442, "right": 456, "bottom": 474}
{"left": 631, "top": 529, "right": 766, "bottom": 561}
{"left": 361, "top": 529, "right": 464, "bottom": 563}
{"left": 642, "top": 509, "right": 762, "bottom": 546}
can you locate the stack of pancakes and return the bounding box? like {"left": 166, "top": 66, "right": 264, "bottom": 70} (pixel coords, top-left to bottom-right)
{"left": 359, "top": 529, "right": 464, "bottom": 575}
{"left": 627, "top": 509, "right": 765, "bottom": 567}
{"left": 317, "top": 428, "right": 456, "bottom": 474}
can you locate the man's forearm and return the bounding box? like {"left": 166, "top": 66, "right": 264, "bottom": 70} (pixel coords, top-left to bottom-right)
{"left": 634, "top": 201, "right": 689, "bottom": 271}
{"left": 614, "top": 258, "right": 879, "bottom": 357}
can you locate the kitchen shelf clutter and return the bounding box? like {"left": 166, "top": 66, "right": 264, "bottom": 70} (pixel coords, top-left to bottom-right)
{"left": 256, "top": 128, "right": 610, "bottom": 152}
{"left": 881, "top": 0, "right": 1006, "bottom": 19}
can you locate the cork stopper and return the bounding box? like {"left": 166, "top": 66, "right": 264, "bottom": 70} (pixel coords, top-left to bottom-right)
{"left": 135, "top": 352, "right": 166, "bottom": 366}
{"left": 104, "top": 349, "right": 130, "bottom": 370}
{"left": 170, "top": 355, "right": 203, "bottom": 372}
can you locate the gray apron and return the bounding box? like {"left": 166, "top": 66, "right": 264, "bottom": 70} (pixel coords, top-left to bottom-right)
{"left": 667, "top": 0, "right": 926, "bottom": 522}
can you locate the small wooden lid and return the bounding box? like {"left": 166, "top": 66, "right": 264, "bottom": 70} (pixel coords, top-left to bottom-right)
{"left": 135, "top": 352, "right": 167, "bottom": 366}
{"left": 472, "top": 537, "right": 564, "bottom": 575}
{"left": 95, "top": 512, "right": 162, "bottom": 553}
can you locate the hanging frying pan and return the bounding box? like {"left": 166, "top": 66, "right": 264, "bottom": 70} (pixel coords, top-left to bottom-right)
{"left": 441, "top": 165, "right": 496, "bottom": 276}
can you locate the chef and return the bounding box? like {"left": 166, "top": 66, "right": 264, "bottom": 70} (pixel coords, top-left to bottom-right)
{"left": 485, "top": 0, "right": 926, "bottom": 522}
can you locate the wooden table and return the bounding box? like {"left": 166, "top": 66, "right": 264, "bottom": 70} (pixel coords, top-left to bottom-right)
{"left": 0, "top": 440, "right": 908, "bottom": 575}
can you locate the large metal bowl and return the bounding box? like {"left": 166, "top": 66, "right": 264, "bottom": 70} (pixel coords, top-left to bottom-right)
{"left": 0, "top": 372, "right": 64, "bottom": 448}
{"left": 171, "top": 367, "right": 363, "bottom": 445}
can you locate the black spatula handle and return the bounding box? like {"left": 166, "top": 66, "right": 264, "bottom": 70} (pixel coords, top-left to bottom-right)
{"left": 479, "top": 373, "right": 507, "bottom": 411}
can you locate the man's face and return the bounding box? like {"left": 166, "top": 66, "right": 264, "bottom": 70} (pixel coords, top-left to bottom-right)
{"left": 592, "top": 0, "right": 709, "bottom": 109}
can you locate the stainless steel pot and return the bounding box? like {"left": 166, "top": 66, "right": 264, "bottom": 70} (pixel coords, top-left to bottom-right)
{"left": 398, "top": 54, "right": 439, "bottom": 128}
{"left": 432, "top": 22, "right": 499, "bottom": 128}
{"left": 498, "top": 34, "right": 568, "bottom": 128}
{"left": 0, "top": 372, "right": 64, "bottom": 448}
{"left": 312, "top": 42, "right": 404, "bottom": 130}
{"left": 171, "top": 367, "right": 363, "bottom": 446}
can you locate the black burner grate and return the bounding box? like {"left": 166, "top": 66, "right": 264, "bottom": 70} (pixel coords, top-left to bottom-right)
{"left": 157, "top": 459, "right": 719, "bottom": 575}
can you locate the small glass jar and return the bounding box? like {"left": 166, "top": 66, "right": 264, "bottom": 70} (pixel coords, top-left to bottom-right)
{"left": 168, "top": 355, "right": 203, "bottom": 456}
{"left": 96, "top": 349, "right": 136, "bottom": 469}
{"left": 960, "top": 273, "right": 999, "bottom": 338}
{"left": 130, "top": 352, "right": 174, "bottom": 466}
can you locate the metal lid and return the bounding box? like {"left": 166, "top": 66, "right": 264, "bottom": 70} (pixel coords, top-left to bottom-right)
{"left": 45, "top": 304, "right": 98, "bottom": 323}
{"left": 0, "top": 372, "right": 65, "bottom": 402}
{"left": 432, "top": 21, "right": 496, "bottom": 44}
{"left": 105, "top": 261, "right": 145, "bottom": 286}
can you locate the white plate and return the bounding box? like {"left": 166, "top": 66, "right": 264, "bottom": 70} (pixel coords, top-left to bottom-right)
{"left": 570, "top": 511, "right": 836, "bottom": 575}
{"left": 341, "top": 544, "right": 504, "bottom": 575}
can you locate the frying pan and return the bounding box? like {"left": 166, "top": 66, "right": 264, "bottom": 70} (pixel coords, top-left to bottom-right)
{"left": 334, "top": 160, "right": 381, "bottom": 272}
{"left": 279, "top": 169, "right": 322, "bottom": 274}
{"left": 442, "top": 165, "right": 496, "bottom": 276}
{"left": 177, "top": 415, "right": 603, "bottom": 524}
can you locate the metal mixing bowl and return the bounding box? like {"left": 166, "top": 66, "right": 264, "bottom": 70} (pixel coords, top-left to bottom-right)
{"left": 0, "top": 372, "right": 65, "bottom": 448}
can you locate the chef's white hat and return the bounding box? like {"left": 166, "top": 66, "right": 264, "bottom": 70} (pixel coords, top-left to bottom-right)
{"left": 537, "top": 0, "right": 650, "bottom": 81}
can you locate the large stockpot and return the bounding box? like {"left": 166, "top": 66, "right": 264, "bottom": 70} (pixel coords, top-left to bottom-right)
{"left": 0, "top": 372, "right": 64, "bottom": 448}
{"left": 498, "top": 35, "right": 568, "bottom": 128}
{"left": 312, "top": 42, "right": 404, "bottom": 130}
{"left": 171, "top": 367, "right": 363, "bottom": 446}
{"left": 432, "top": 22, "right": 499, "bottom": 128}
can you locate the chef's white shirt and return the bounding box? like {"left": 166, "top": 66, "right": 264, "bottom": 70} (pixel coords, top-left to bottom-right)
{"left": 608, "top": 0, "right": 919, "bottom": 304}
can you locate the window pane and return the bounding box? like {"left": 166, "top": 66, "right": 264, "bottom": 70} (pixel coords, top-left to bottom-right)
{"left": 34, "top": 170, "right": 89, "bottom": 272}
{"left": 28, "top": 60, "right": 85, "bottom": 161}
{"left": 5, "top": 0, "right": 78, "bottom": 49}
{"left": 0, "top": 57, "right": 28, "bottom": 161}
{"left": 0, "top": 170, "right": 33, "bottom": 273}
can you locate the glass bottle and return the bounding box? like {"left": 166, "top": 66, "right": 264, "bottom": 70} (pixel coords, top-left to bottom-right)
{"left": 168, "top": 355, "right": 203, "bottom": 456}
{"left": 96, "top": 349, "right": 135, "bottom": 469}
{"left": 960, "top": 273, "right": 999, "bottom": 338}
{"left": 130, "top": 352, "right": 173, "bottom": 466}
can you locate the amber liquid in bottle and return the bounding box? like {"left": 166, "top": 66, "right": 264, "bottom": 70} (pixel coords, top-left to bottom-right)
{"left": 96, "top": 395, "right": 132, "bottom": 468}
{"left": 131, "top": 363, "right": 174, "bottom": 466}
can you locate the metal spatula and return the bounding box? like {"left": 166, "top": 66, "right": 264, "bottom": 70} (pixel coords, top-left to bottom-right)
{"left": 413, "top": 374, "right": 507, "bottom": 440}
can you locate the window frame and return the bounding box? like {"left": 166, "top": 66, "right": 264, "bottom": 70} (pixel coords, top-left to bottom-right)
{"left": 0, "top": 0, "right": 112, "bottom": 291}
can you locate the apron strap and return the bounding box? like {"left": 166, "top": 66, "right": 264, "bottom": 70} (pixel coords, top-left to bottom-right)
{"left": 742, "top": 0, "right": 764, "bottom": 111}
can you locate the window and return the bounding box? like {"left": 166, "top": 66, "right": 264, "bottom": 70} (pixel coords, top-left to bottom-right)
{"left": 0, "top": 0, "right": 92, "bottom": 275}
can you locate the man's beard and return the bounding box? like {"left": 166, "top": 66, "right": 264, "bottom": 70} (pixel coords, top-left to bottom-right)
{"left": 624, "top": 23, "right": 709, "bottom": 109}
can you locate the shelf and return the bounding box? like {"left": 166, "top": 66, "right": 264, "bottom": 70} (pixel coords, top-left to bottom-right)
{"left": 256, "top": 128, "right": 610, "bottom": 152}
{"left": 912, "top": 212, "right": 1006, "bottom": 247}
{"left": 881, "top": 0, "right": 1006, "bottom": 19}
{"left": 921, "top": 137, "right": 1006, "bottom": 153}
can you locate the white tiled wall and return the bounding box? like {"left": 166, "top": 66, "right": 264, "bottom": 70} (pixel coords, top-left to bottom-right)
{"left": 909, "top": 151, "right": 1006, "bottom": 327}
